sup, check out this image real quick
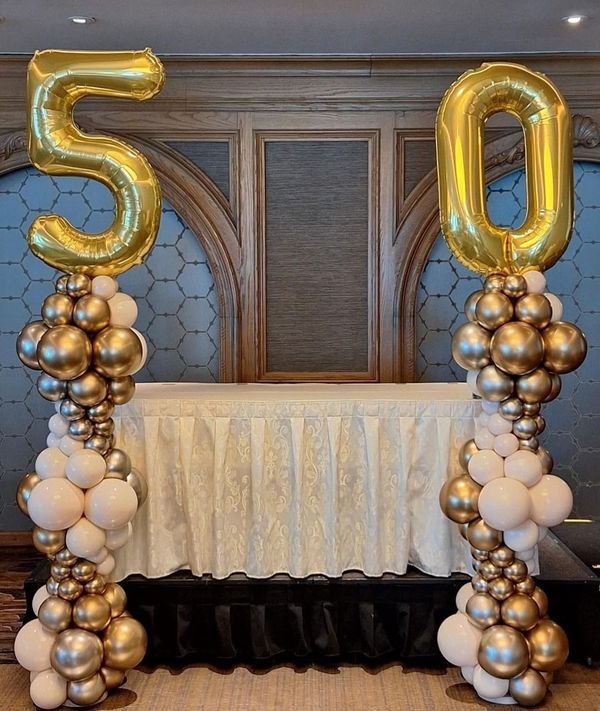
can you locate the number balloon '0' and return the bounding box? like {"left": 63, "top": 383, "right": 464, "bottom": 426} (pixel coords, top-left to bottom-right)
{"left": 436, "top": 62, "right": 573, "bottom": 275}
{"left": 27, "top": 49, "right": 165, "bottom": 276}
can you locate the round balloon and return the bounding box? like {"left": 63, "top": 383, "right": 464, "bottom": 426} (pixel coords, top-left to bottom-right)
{"left": 37, "top": 325, "right": 92, "bottom": 381}
{"left": 14, "top": 619, "right": 56, "bottom": 672}
{"left": 504, "top": 450, "right": 543, "bottom": 487}
{"left": 468, "top": 449, "right": 504, "bottom": 486}
{"left": 65, "top": 449, "right": 106, "bottom": 489}
{"left": 66, "top": 517, "right": 106, "bottom": 559}
{"left": 27, "top": 478, "right": 84, "bottom": 531}
{"left": 29, "top": 669, "right": 68, "bottom": 710}
{"left": 504, "top": 520, "right": 539, "bottom": 552}
{"left": 542, "top": 321, "right": 587, "bottom": 374}
{"left": 529, "top": 475, "right": 573, "bottom": 527}
{"left": 473, "top": 665, "right": 510, "bottom": 700}
{"left": 105, "top": 522, "right": 133, "bottom": 551}
{"left": 108, "top": 292, "right": 138, "bottom": 328}
{"left": 490, "top": 322, "right": 544, "bottom": 376}
{"left": 437, "top": 612, "right": 482, "bottom": 667}
{"left": 478, "top": 625, "right": 529, "bottom": 679}
{"left": 17, "top": 320, "right": 48, "bottom": 369}
{"left": 103, "top": 616, "right": 148, "bottom": 670}
{"left": 494, "top": 433, "right": 520, "bottom": 457}
{"left": 35, "top": 447, "right": 68, "bottom": 480}
{"left": 50, "top": 628, "right": 104, "bottom": 681}
{"left": 478, "top": 477, "right": 530, "bottom": 531}
{"left": 452, "top": 322, "right": 491, "bottom": 370}
{"left": 92, "top": 276, "right": 118, "bottom": 300}
{"left": 528, "top": 620, "right": 569, "bottom": 672}
{"left": 85, "top": 479, "right": 138, "bottom": 530}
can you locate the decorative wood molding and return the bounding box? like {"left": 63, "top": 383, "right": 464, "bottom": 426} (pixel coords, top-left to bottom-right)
{"left": 0, "top": 531, "right": 33, "bottom": 547}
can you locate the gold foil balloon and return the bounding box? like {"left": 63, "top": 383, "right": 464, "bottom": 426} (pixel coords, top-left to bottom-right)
{"left": 68, "top": 370, "right": 108, "bottom": 407}
{"left": 465, "top": 290, "right": 483, "bottom": 321}
{"left": 476, "top": 364, "right": 514, "bottom": 402}
{"left": 542, "top": 321, "right": 587, "bottom": 374}
{"left": 37, "top": 372, "right": 68, "bottom": 401}
{"left": 467, "top": 518, "right": 502, "bottom": 551}
{"left": 50, "top": 628, "right": 104, "bottom": 680}
{"left": 452, "top": 322, "right": 491, "bottom": 370}
{"left": 33, "top": 526, "right": 65, "bottom": 556}
{"left": 73, "top": 594, "right": 112, "bottom": 632}
{"left": 103, "top": 583, "right": 128, "bottom": 618}
{"left": 109, "top": 375, "right": 136, "bottom": 404}
{"left": 478, "top": 625, "right": 529, "bottom": 679}
{"left": 16, "top": 471, "right": 40, "bottom": 515}
{"left": 73, "top": 294, "right": 111, "bottom": 333}
{"left": 436, "top": 62, "right": 572, "bottom": 275}
{"left": 67, "top": 672, "right": 106, "bottom": 706}
{"left": 38, "top": 595, "right": 73, "bottom": 632}
{"left": 490, "top": 322, "right": 544, "bottom": 376}
{"left": 101, "top": 666, "right": 126, "bottom": 690}
{"left": 531, "top": 587, "right": 549, "bottom": 617}
{"left": 37, "top": 325, "right": 92, "bottom": 380}
{"left": 514, "top": 293, "right": 552, "bottom": 329}
{"left": 466, "top": 592, "right": 501, "bottom": 629}
{"left": 17, "top": 320, "right": 48, "bottom": 369}
{"left": 487, "top": 577, "right": 514, "bottom": 601}
{"left": 439, "top": 474, "right": 481, "bottom": 523}
{"left": 501, "top": 593, "right": 540, "bottom": 631}
{"left": 27, "top": 49, "right": 164, "bottom": 276}
{"left": 503, "top": 274, "right": 527, "bottom": 299}
{"left": 93, "top": 327, "right": 143, "bottom": 377}
{"left": 42, "top": 293, "right": 74, "bottom": 327}
{"left": 509, "top": 668, "right": 548, "bottom": 707}
{"left": 103, "top": 617, "right": 148, "bottom": 670}
{"left": 475, "top": 292, "right": 514, "bottom": 330}
{"left": 515, "top": 368, "right": 552, "bottom": 404}
{"left": 67, "top": 274, "right": 92, "bottom": 298}
{"left": 489, "top": 545, "right": 514, "bottom": 568}
{"left": 528, "top": 620, "right": 569, "bottom": 671}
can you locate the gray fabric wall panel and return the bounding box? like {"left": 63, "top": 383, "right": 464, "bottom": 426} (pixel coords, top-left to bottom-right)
{"left": 166, "top": 141, "right": 231, "bottom": 200}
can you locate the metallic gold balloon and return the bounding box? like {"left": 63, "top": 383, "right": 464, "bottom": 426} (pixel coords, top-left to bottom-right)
{"left": 522, "top": 402, "right": 541, "bottom": 416}
{"left": 513, "top": 417, "right": 538, "bottom": 439}
{"left": 73, "top": 594, "right": 112, "bottom": 632}
{"left": 56, "top": 275, "right": 69, "bottom": 293}
{"left": 472, "top": 574, "right": 488, "bottom": 593}
{"left": 504, "top": 559, "right": 528, "bottom": 583}
{"left": 471, "top": 547, "right": 489, "bottom": 562}
{"left": 85, "top": 574, "right": 107, "bottom": 595}
{"left": 94, "top": 419, "right": 115, "bottom": 437}
{"left": 93, "top": 327, "right": 143, "bottom": 377}
{"left": 85, "top": 434, "right": 112, "bottom": 455}
{"left": 538, "top": 447, "right": 553, "bottom": 475}
{"left": 542, "top": 321, "right": 587, "bottom": 374}
{"left": 58, "top": 578, "right": 84, "bottom": 602}
{"left": 103, "top": 616, "right": 148, "bottom": 670}
{"left": 72, "top": 560, "right": 97, "bottom": 584}
{"left": 488, "top": 577, "right": 515, "bottom": 601}
{"left": 501, "top": 593, "right": 540, "bottom": 631}
{"left": 68, "top": 370, "right": 108, "bottom": 408}
{"left": 16, "top": 471, "right": 40, "bottom": 515}
{"left": 73, "top": 294, "right": 111, "bottom": 333}
{"left": 37, "top": 372, "right": 68, "bottom": 401}
{"left": 67, "top": 274, "right": 92, "bottom": 298}
{"left": 478, "top": 560, "right": 502, "bottom": 581}
{"left": 534, "top": 415, "right": 545, "bottom": 435}
{"left": 27, "top": 49, "right": 165, "bottom": 276}
{"left": 69, "top": 418, "right": 94, "bottom": 441}
{"left": 46, "top": 577, "right": 60, "bottom": 596}
{"left": 528, "top": 620, "right": 569, "bottom": 671}
{"left": 56, "top": 548, "right": 78, "bottom": 566}
{"left": 467, "top": 518, "right": 502, "bottom": 551}
{"left": 50, "top": 628, "right": 103, "bottom": 681}
{"left": 105, "top": 449, "right": 132, "bottom": 479}
{"left": 484, "top": 273, "right": 506, "bottom": 293}
{"left": 103, "top": 583, "right": 128, "bottom": 618}
{"left": 465, "top": 594, "right": 499, "bottom": 631}
{"left": 489, "top": 546, "right": 514, "bottom": 568}
{"left": 101, "top": 666, "right": 126, "bottom": 690}
{"left": 476, "top": 292, "right": 514, "bottom": 330}
{"left": 499, "top": 397, "right": 523, "bottom": 421}
{"left": 465, "top": 290, "right": 483, "bottom": 321}
{"left": 16, "top": 320, "right": 48, "bottom": 369}
{"left": 436, "top": 62, "right": 572, "bottom": 275}
{"left": 503, "top": 274, "right": 527, "bottom": 299}
{"left": 38, "top": 595, "right": 72, "bottom": 632}
{"left": 516, "top": 577, "right": 537, "bottom": 596}
{"left": 458, "top": 522, "right": 469, "bottom": 540}
{"left": 37, "top": 325, "right": 92, "bottom": 381}
{"left": 33, "top": 527, "right": 66, "bottom": 556}
{"left": 42, "top": 293, "right": 74, "bottom": 327}
{"left": 50, "top": 562, "right": 72, "bottom": 581}
{"left": 543, "top": 373, "right": 562, "bottom": 403}
{"left": 67, "top": 673, "right": 106, "bottom": 706}
{"left": 60, "top": 397, "right": 86, "bottom": 421}
{"left": 439, "top": 474, "right": 481, "bottom": 524}
{"left": 478, "top": 625, "right": 530, "bottom": 679}
{"left": 531, "top": 587, "right": 549, "bottom": 617}
{"left": 490, "top": 322, "right": 544, "bottom": 376}
{"left": 515, "top": 368, "right": 552, "bottom": 404}
{"left": 509, "top": 668, "right": 548, "bottom": 707}
{"left": 109, "top": 375, "right": 136, "bottom": 405}
{"left": 127, "top": 468, "right": 148, "bottom": 506}
{"left": 452, "top": 322, "right": 491, "bottom": 370}
{"left": 476, "top": 364, "right": 514, "bottom": 402}
{"left": 520, "top": 437, "right": 539, "bottom": 452}
{"left": 514, "top": 293, "right": 552, "bottom": 329}
{"left": 88, "top": 399, "right": 115, "bottom": 422}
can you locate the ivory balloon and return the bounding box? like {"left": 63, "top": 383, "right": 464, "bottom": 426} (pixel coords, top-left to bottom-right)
{"left": 29, "top": 669, "right": 68, "bottom": 710}
{"left": 65, "top": 449, "right": 106, "bottom": 489}
{"left": 96, "top": 553, "right": 116, "bottom": 577}
{"left": 468, "top": 449, "right": 504, "bottom": 486}
{"left": 49, "top": 413, "right": 69, "bottom": 437}
{"left": 466, "top": 369, "right": 480, "bottom": 395}
{"left": 487, "top": 413, "right": 512, "bottom": 436}
{"left": 85, "top": 479, "right": 138, "bottom": 530}
{"left": 32, "top": 526, "right": 65, "bottom": 556}
{"left": 92, "top": 275, "right": 118, "bottom": 300}
{"left": 478, "top": 477, "right": 530, "bottom": 531}
{"left": 478, "top": 625, "right": 529, "bottom": 679}
{"left": 452, "top": 322, "right": 491, "bottom": 370}
{"left": 456, "top": 583, "right": 474, "bottom": 613}
{"left": 439, "top": 475, "right": 481, "bottom": 524}
{"left": 527, "top": 620, "right": 569, "bottom": 672}
{"left": 67, "top": 673, "right": 106, "bottom": 706}
{"left": 33, "top": 585, "right": 51, "bottom": 616}
{"left": 544, "top": 292, "right": 563, "bottom": 322}
{"left": 474, "top": 427, "right": 495, "bottom": 450}
{"left": 27, "top": 478, "right": 84, "bottom": 531}
{"left": 504, "top": 450, "right": 543, "bottom": 487}
{"left": 47, "top": 433, "right": 62, "bottom": 449}
{"left": 131, "top": 328, "right": 147, "bottom": 373}
{"left": 103, "top": 616, "right": 148, "bottom": 670}
{"left": 93, "top": 326, "right": 143, "bottom": 378}
{"left": 523, "top": 271, "right": 547, "bottom": 294}
{"left": 466, "top": 593, "right": 501, "bottom": 629}
{"left": 529, "top": 475, "right": 573, "bottom": 527}
{"left": 437, "top": 612, "right": 482, "bottom": 667}
{"left": 17, "top": 320, "right": 48, "bottom": 369}
{"left": 461, "top": 665, "right": 475, "bottom": 684}
{"left": 50, "top": 628, "right": 103, "bottom": 681}
{"left": 542, "top": 321, "right": 587, "bottom": 374}
{"left": 37, "top": 325, "right": 92, "bottom": 381}
{"left": 35, "top": 447, "right": 68, "bottom": 480}
{"left": 14, "top": 619, "right": 56, "bottom": 672}
{"left": 59, "top": 436, "right": 84, "bottom": 456}
{"left": 39, "top": 595, "right": 73, "bottom": 633}
{"left": 16, "top": 471, "right": 41, "bottom": 515}
{"left": 73, "top": 294, "right": 111, "bottom": 333}
{"left": 105, "top": 522, "right": 133, "bottom": 550}
{"left": 108, "top": 292, "right": 138, "bottom": 327}
{"left": 504, "top": 520, "right": 539, "bottom": 552}
{"left": 477, "top": 365, "right": 514, "bottom": 402}
{"left": 67, "top": 370, "right": 108, "bottom": 407}
{"left": 66, "top": 517, "right": 106, "bottom": 559}
{"left": 494, "top": 433, "right": 519, "bottom": 457}
{"left": 490, "top": 322, "right": 544, "bottom": 376}
{"left": 476, "top": 292, "right": 514, "bottom": 330}
{"left": 473, "top": 665, "right": 510, "bottom": 700}
{"left": 481, "top": 399, "right": 499, "bottom": 414}
{"left": 501, "top": 593, "right": 540, "bottom": 631}
{"left": 467, "top": 518, "right": 502, "bottom": 551}
{"left": 514, "top": 293, "right": 552, "bottom": 329}
{"left": 509, "top": 668, "right": 548, "bottom": 707}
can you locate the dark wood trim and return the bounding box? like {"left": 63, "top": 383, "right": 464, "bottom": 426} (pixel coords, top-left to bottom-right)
{"left": 0, "top": 531, "right": 32, "bottom": 547}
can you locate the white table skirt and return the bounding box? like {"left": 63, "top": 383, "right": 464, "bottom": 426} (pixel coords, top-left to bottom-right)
{"left": 113, "top": 383, "right": 479, "bottom": 581}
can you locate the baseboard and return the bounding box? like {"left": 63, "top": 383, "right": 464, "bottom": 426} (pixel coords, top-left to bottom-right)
{"left": 0, "top": 531, "right": 32, "bottom": 547}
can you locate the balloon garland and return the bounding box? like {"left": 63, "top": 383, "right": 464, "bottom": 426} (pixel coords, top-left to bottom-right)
{"left": 14, "top": 49, "right": 164, "bottom": 709}
{"left": 436, "top": 64, "right": 585, "bottom": 706}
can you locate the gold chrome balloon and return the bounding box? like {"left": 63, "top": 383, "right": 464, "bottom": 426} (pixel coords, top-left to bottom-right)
{"left": 476, "top": 364, "right": 514, "bottom": 401}
{"left": 109, "top": 375, "right": 136, "bottom": 405}
{"left": 93, "top": 327, "right": 143, "bottom": 378}
{"left": 37, "top": 325, "right": 92, "bottom": 381}
{"left": 16, "top": 471, "right": 40, "bottom": 515}
{"left": 544, "top": 373, "right": 562, "bottom": 402}
{"left": 56, "top": 275, "right": 69, "bottom": 293}
{"left": 514, "top": 293, "right": 552, "bottom": 329}
{"left": 489, "top": 545, "right": 514, "bottom": 568}
{"left": 502, "top": 274, "right": 527, "bottom": 299}
{"left": 67, "top": 274, "right": 92, "bottom": 298}
{"left": 16, "top": 320, "right": 48, "bottom": 369}
{"left": 439, "top": 474, "right": 481, "bottom": 524}
{"left": 531, "top": 587, "right": 549, "bottom": 617}
{"left": 488, "top": 577, "right": 514, "bottom": 601}
{"left": 67, "top": 673, "right": 106, "bottom": 706}
{"left": 501, "top": 593, "right": 540, "bottom": 631}
{"left": 50, "top": 628, "right": 104, "bottom": 681}
{"left": 37, "top": 372, "right": 68, "bottom": 401}
{"left": 69, "top": 418, "right": 94, "bottom": 441}
{"left": 478, "top": 560, "right": 502, "bottom": 581}
{"left": 38, "top": 595, "right": 73, "bottom": 632}
{"left": 465, "top": 290, "right": 483, "bottom": 321}
{"left": 88, "top": 399, "right": 115, "bottom": 423}
{"left": 58, "top": 578, "right": 84, "bottom": 602}
{"left": 73, "top": 594, "right": 112, "bottom": 632}
{"left": 452, "top": 322, "right": 491, "bottom": 370}
{"left": 85, "top": 434, "right": 112, "bottom": 455}
{"left": 515, "top": 368, "right": 552, "bottom": 404}
{"left": 471, "top": 547, "right": 489, "bottom": 562}
{"left": 72, "top": 560, "right": 97, "bottom": 584}
{"left": 490, "top": 322, "right": 544, "bottom": 376}
{"left": 127, "top": 468, "right": 148, "bottom": 506}
{"left": 467, "top": 519, "right": 502, "bottom": 552}
{"left": 484, "top": 273, "right": 506, "bottom": 293}
{"left": 27, "top": 49, "right": 164, "bottom": 276}
{"left": 101, "top": 666, "right": 126, "bottom": 690}
{"left": 499, "top": 397, "right": 523, "bottom": 421}
{"left": 528, "top": 620, "right": 569, "bottom": 671}
{"left": 103, "top": 583, "right": 128, "bottom": 618}
{"left": 522, "top": 401, "right": 541, "bottom": 416}
{"left": 504, "top": 559, "right": 529, "bottom": 583}
{"left": 515, "top": 576, "right": 537, "bottom": 595}
{"left": 103, "top": 616, "right": 148, "bottom": 670}
{"left": 85, "top": 574, "right": 107, "bottom": 595}
{"left": 509, "top": 668, "right": 548, "bottom": 707}
{"left": 50, "top": 562, "right": 72, "bottom": 581}
{"left": 542, "top": 321, "right": 587, "bottom": 374}
{"left": 73, "top": 294, "right": 111, "bottom": 333}
{"left": 466, "top": 592, "right": 501, "bottom": 629}
{"left": 60, "top": 398, "right": 86, "bottom": 421}
{"left": 68, "top": 370, "right": 108, "bottom": 408}
{"left": 520, "top": 436, "right": 540, "bottom": 452}
{"left": 105, "top": 449, "right": 132, "bottom": 479}
{"left": 94, "top": 419, "right": 115, "bottom": 437}
{"left": 33, "top": 526, "right": 65, "bottom": 556}
{"left": 436, "top": 62, "right": 572, "bottom": 275}
{"left": 472, "top": 574, "right": 489, "bottom": 593}
{"left": 46, "top": 577, "right": 60, "bottom": 596}
{"left": 513, "top": 416, "right": 538, "bottom": 439}
{"left": 476, "top": 292, "right": 514, "bottom": 330}
{"left": 42, "top": 293, "right": 74, "bottom": 327}
{"left": 478, "top": 625, "right": 529, "bottom": 679}
{"left": 458, "top": 439, "right": 479, "bottom": 469}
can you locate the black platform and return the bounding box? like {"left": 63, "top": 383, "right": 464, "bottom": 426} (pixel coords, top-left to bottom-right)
{"left": 25, "top": 532, "right": 599, "bottom": 668}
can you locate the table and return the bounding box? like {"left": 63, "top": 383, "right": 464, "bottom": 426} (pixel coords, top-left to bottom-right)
{"left": 113, "top": 383, "right": 479, "bottom": 580}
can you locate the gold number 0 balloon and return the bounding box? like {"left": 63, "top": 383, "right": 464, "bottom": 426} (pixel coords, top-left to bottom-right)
{"left": 27, "top": 49, "right": 165, "bottom": 276}
{"left": 436, "top": 62, "right": 573, "bottom": 275}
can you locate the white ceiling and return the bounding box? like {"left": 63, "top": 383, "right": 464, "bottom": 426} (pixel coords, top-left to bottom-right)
{"left": 0, "top": 1, "right": 599, "bottom": 55}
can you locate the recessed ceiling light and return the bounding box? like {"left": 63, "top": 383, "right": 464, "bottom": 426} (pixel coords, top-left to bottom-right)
{"left": 563, "top": 14, "right": 587, "bottom": 25}
{"left": 68, "top": 16, "right": 96, "bottom": 25}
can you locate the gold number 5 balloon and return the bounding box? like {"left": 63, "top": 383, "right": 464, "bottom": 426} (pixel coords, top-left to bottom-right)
{"left": 27, "top": 49, "right": 165, "bottom": 276}
{"left": 436, "top": 62, "right": 573, "bottom": 275}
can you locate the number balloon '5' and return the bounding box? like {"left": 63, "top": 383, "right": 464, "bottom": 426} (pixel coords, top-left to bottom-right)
{"left": 27, "top": 49, "right": 165, "bottom": 276}
{"left": 436, "top": 62, "right": 573, "bottom": 275}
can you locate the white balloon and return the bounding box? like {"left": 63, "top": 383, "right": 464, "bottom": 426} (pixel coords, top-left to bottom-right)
{"left": 475, "top": 427, "right": 495, "bottom": 450}
{"left": 29, "top": 669, "right": 67, "bottom": 710}
{"left": 14, "top": 619, "right": 56, "bottom": 672}
{"left": 461, "top": 666, "right": 475, "bottom": 684}
{"left": 518, "top": 547, "right": 536, "bottom": 561}
{"left": 504, "top": 450, "right": 543, "bottom": 487}
{"left": 65, "top": 517, "right": 106, "bottom": 559}
{"left": 467, "top": 369, "right": 480, "bottom": 396}
{"left": 32, "top": 585, "right": 50, "bottom": 616}
{"left": 456, "top": 583, "right": 474, "bottom": 613}
{"left": 131, "top": 328, "right": 148, "bottom": 374}
{"left": 524, "top": 270, "right": 546, "bottom": 294}
{"left": 97, "top": 553, "right": 116, "bottom": 577}
{"left": 105, "top": 522, "right": 133, "bottom": 550}
{"left": 538, "top": 526, "right": 549, "bottom": 542}
{"left": 487, "top": 413, "right": 512, "bottom": 436}
{"left": 468, "top": 449, "right": 504, "bottom": 485}
{"left": 478, "top": 477, "right": 530, "bottom": 531}
{"left": 529, "top": 475, "right": 573, "bottom": 527}
{"left": 65, "top": 449, "right": 106, "bottom": 489}
{"left": 35, "top": 448, "right": 67, "bottom": 480}
{"left": 88, "top": 546, "right": 109, "bottom": 564}
{"left": 480, "top": 694, "right": 517, "bottom": 705}
{"left": 473, "top": 665, "right": 510, "bottom": 699}
{"left": 27, "top": 478, "right": 84, "bottom": 531}
{"left": 437, "top": 612, "right": 481, "bottom": 667}
{"left": 478, "top": 412, "right": 490, "bottom": 428}
{"left": 48, "top": 413, "right": 69, "bottom": 437}
{"left": 504, "top": 520, "right": 539, "bottom": 552}
{"left": 85, "top": 479, "right": 138, "bottom": 530}
{"left": 108, "top": 292, "right": 138, "bottom": 327}
{"left": 91, "top": 275, "right": 118, "bottom": 300}
{"left": 544, "top": 292, "right": 563, "bottom": 321}
{"left": 481, "top": 400, "right": 499, "bottom": 415}
{"left": 493, "top": 433, "right": 519, "bottom": 457}
{"left": 46, "top": 433, "right": 62, "bottom": 449}
{"left": 59, "top": 435, "right": 84, "bottom": 456}
{"left": 54, "top": 400, "right": 63, "bottom": 413}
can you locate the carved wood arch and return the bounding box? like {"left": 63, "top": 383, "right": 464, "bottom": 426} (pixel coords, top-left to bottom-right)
{"left": 0, "top": 130, "right": 241, "bottom": 382}
{"left": 393, "top": 114, "right": 600, "bottom": 383}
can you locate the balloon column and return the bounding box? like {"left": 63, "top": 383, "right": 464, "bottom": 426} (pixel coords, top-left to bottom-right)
{"left": 436, "top": 63, "right": 585, "bottom": 706}
{"left": 14, "top": 50, "right": 164, "bottom": 709}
